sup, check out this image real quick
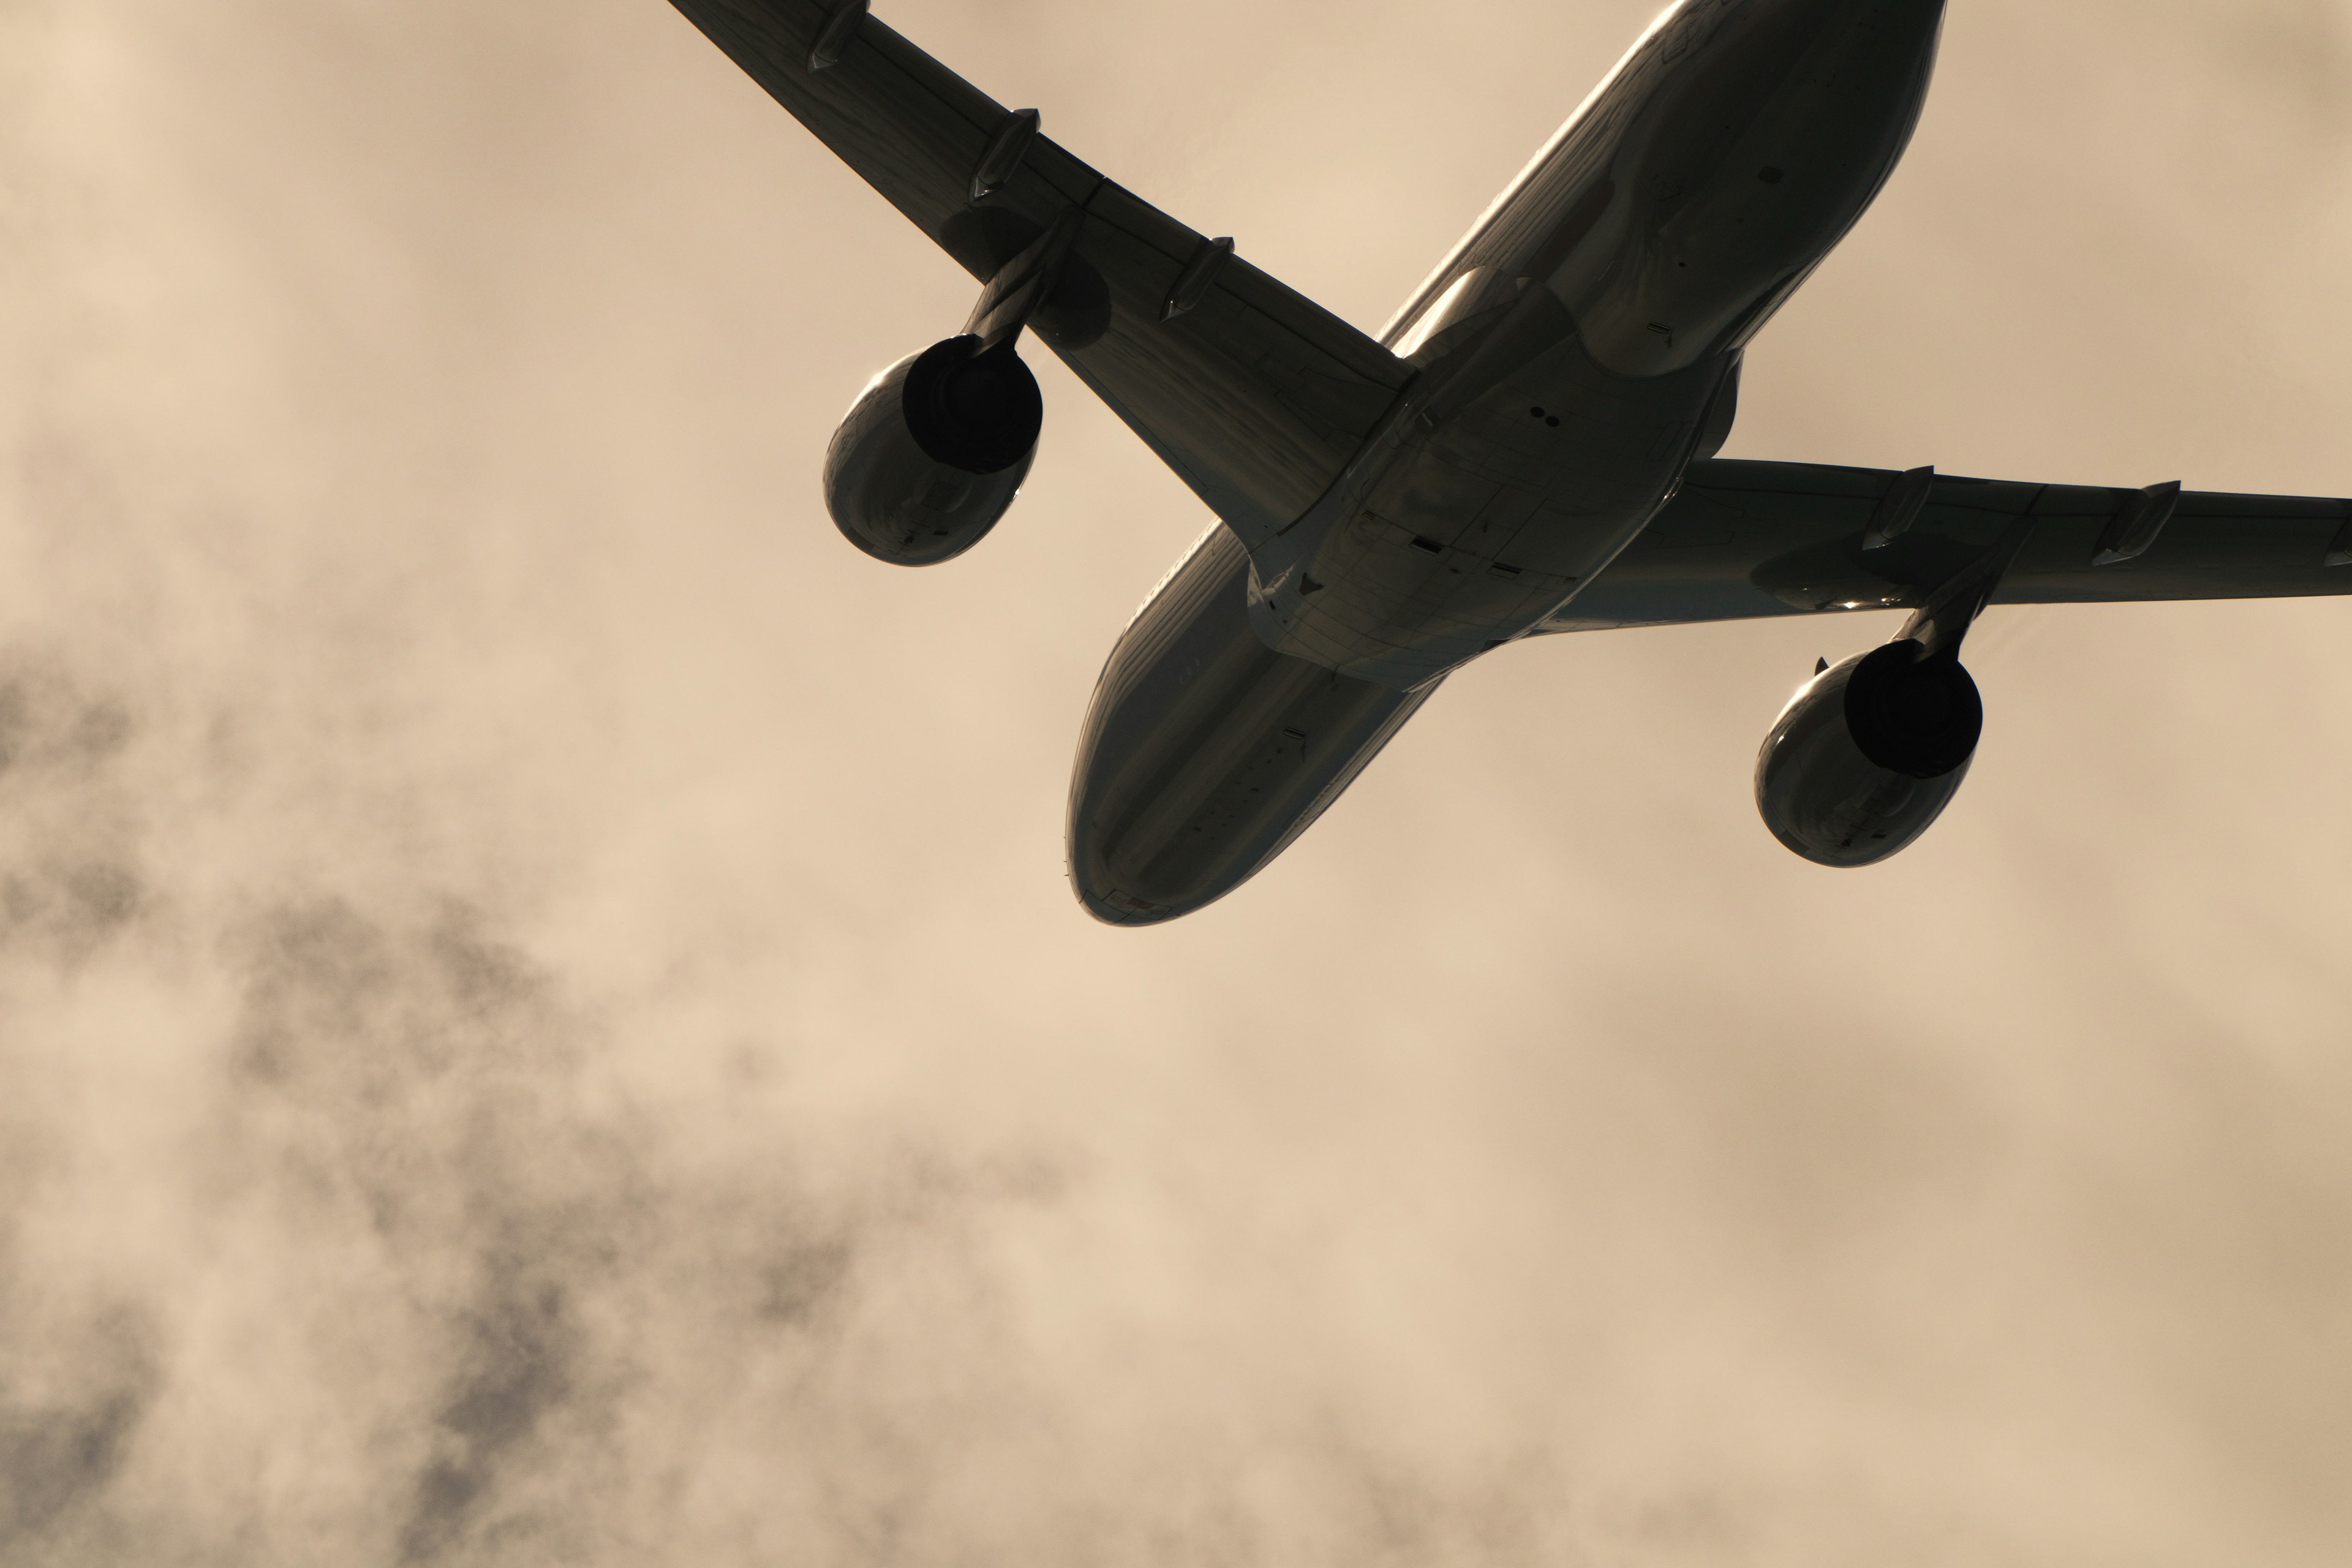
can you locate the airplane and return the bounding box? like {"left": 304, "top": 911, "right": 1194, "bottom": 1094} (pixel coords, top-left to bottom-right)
{"left": 665, "top": 0, "right": 2352, "bottom": 924}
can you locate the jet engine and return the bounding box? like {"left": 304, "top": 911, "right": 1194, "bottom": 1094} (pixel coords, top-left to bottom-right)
{"left": 1755, "top": 638, "right": 1983, "bottom": 868}
{"left": 823, "top": 335, "right": 1042, "bottom": 566}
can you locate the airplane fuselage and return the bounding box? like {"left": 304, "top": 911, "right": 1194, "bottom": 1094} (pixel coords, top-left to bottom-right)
{"left": 1070, "top": 0, "right": 1950, "bottom": 921}
{"left": 1251, "top": 0, "right": 1948, "bottom": 688}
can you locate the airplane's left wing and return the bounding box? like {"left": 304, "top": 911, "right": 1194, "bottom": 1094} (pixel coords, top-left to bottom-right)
{"left": 1543, "top": 459, "right": 2352, "bottom": 633}
{"left": 665, "top": 0, "right": 1414, "bottom": 548}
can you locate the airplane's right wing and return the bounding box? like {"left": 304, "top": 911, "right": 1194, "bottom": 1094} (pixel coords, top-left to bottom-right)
{"left": 1542, "top": 458, "right": 2352, "bottom": 633}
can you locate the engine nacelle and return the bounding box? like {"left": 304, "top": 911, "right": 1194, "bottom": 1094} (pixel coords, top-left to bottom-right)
{"left": 1755, "top": 639, "right": 1983, "bottom": 868}
{"left": 823, "top": 336, "right": 1042, "bottom": 566}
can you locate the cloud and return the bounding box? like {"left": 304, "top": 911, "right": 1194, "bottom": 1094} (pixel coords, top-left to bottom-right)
{"left": 0, "top": 1308, "right": 161, "bottom": 1548}
{"left": 0, "top": 1, "right": 2346, "bottom": 1565}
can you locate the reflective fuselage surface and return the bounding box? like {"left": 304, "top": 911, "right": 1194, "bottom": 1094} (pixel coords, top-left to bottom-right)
{"left": 1069, "top": 526, "right": 1439, "bottom": 925}
{"left": 1071, "top": 0, "right": 1948, "bottom": 922}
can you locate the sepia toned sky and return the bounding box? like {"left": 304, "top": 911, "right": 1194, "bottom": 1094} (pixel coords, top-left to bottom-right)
{"left": 2, "top": 1, "right": 2350, "bottom": 1563}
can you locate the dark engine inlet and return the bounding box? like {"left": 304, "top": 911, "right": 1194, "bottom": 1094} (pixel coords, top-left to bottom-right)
{"left": 823, "top": 336, "right": 1042, "bottom": 567}
{"left": 1755, "top": 640, "right": 1982, "bottom": 868}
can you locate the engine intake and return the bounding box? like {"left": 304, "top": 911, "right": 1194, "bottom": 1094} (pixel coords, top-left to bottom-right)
{"left": 1755, "top": 639, "right": 1983, "bottom": 868}
{"left": 823, "top": 336, "right": 1042, "bottom": 566}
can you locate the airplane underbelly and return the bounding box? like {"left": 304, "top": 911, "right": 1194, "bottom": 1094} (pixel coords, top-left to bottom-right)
{"left": 1068, "top": 525, "right": 1438, "bottom": 925}
{"left": 1252, "top": 332, "right": 1727, "bottom": 688}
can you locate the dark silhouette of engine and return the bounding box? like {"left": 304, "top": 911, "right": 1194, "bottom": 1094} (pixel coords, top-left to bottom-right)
{"left": 1755, "top": 638, "right": 1983, "bottom": 867}
{"left": 824, "top": 335, "right": 1042, "bottom": 567}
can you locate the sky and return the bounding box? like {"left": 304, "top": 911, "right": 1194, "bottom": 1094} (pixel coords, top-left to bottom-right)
{"left": 1, "top": 1, "right": 2350, "bottom": 1563}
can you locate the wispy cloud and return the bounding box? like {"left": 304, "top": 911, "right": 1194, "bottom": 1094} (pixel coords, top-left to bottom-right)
{"left": 0, "top": 2, "right": 2346, "bottom": 1564}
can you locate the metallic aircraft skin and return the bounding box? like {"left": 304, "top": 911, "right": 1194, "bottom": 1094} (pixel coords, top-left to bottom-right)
{"left": 1076, "top": 0, "right": 1948, "bottom": 922}
{"left": 1251, "top": 0, "right": 1947, "bottom": 686}
{"left": 1069, "top": 524, "right": 1436, "bottom": 924}
{"left": 665, "top": 0, "right": 2352, "bottom": 925}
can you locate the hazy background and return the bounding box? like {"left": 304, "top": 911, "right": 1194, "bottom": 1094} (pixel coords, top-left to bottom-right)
{"left": 1, "top": 1, "right": 2349, "bottom": 1562}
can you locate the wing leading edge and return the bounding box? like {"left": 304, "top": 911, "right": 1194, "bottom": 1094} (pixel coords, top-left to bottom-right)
{"left": 1545, "top": 459, "right": 2352, "bottom": 634}
{"left": 666, "top": 0, "right": 1412, "bottom": 549}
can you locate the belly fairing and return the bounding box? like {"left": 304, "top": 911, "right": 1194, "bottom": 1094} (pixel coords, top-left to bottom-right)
{"left": 1246, "top": 321, "right": 1732, "bottom": 689}
{"left": 1068, "top": 524, "right": 1439, "bottom": 925}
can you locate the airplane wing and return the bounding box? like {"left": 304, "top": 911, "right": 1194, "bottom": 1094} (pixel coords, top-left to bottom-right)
{"left": 665, "top": 0, "right": 1414, "bottom": 549}
{"left": 1542, "top": 458, "right": 2352, "bottom": 633}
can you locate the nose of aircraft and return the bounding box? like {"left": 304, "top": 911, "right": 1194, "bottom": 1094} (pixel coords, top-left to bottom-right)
{"left": 1068, "top": 527, "right": 1441, "bottom": 927}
